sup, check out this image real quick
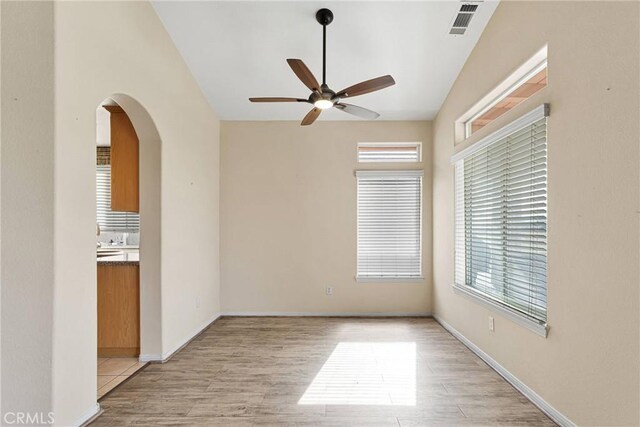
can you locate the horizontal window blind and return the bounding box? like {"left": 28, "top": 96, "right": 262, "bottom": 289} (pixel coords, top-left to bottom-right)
{"left": 357, "top": 143, "right": 421, "bottom": 163}
{"left": 97, "top": 165, "right": 140, "bottom": 232}
{"left": 357, "top": 170, "right": 422, "bottom": 279}
{"left": 454, "top": 109, "right": 547, "bottom": 323}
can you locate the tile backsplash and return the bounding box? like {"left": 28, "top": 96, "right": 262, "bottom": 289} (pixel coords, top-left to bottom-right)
{"left": 98, "top": 231, "right": 140, "bottom": 247}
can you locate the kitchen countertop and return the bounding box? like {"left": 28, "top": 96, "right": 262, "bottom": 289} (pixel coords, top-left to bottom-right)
{"left": 97, "top": 251, "right": 139, "bottom": 265}
{"left": 98, "top": 245, "right": 139, "bottom": 250}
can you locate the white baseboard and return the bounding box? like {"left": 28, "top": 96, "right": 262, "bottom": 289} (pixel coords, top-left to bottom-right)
{"left": 76, "top": 403, "right": 101, "bottom": 427}
{"left": 221, "top": 311, "right": 432, "bottom": 317}
{"left": 138, "top": 353, "right": 162, "bottom": 363}
{"left": 433, "top": 315, "right": 575, "bottom": 427}
{"left": 139, "top": 312, "right": 221, "bottom": 363}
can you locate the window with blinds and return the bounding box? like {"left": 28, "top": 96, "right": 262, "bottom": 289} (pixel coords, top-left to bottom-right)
{"left": 453, "top": 105, "right": 548, "bottom": 324}
{"left": 356, "top": 170, "right": 423, "bottom": 280}
{"left": 357, "top": 143, "right": 421, "bottom": 163}
{"left": 97, "top": 165, "right": 140, "bottom": 232}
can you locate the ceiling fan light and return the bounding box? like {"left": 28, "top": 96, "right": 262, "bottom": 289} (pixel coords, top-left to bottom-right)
{"left": 314, "top": 99, "right": 333, "bottom": 110}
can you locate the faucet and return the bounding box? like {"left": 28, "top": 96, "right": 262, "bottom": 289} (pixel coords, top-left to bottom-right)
{"left": 96, "top": 223, "right": 102, "bottom": 248}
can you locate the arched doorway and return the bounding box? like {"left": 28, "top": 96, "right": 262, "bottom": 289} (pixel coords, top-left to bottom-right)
{"left": 95, "top": 94, "right": 162, "bottom": 397}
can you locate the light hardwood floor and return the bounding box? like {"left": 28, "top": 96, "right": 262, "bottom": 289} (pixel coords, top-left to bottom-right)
{"left": 92, "top": 317, "right": 555, "bottom": 426}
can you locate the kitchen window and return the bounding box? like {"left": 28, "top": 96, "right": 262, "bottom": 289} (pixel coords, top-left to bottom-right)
{"left": 97, "top": 165, "right": 140, "bottom": 232}
{"left": 452, "top": 104, "right": 548, "bottom": 336}
{"left": 356, "top": 170, "right": 423, "bottom": 281}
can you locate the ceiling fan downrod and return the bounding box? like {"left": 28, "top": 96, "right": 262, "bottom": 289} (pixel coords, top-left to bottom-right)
{"left": 315, "top": 8, "right": 334, "bottom": 87}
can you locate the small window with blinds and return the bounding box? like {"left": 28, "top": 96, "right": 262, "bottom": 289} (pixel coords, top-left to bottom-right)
{"left": 453, "top": 104, "right": 548, "bottom": 332}
{"left": 357, "top": 143, "right": 421, "bottom": 163}
{"left": 97, "top": 165, "right": 140, "bottom": 232}
{"left": 356, "top": 170, "right": 423, "bottom": 281}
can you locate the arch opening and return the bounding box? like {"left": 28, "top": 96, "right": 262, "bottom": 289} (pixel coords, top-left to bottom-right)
{"left": 95, "top": 94, "right": 162, "bottom": 395}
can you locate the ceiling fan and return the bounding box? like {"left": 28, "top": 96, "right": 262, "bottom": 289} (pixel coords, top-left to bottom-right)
{"left": 249, "top": 8, "right": 396, "bottom": 126}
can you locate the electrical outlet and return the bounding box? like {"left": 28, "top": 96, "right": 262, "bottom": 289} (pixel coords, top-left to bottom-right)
{"left": 326, "top": 287, "right": 333, "bottom": 296}
{"left": 488, "top": 316, "right": 495, "bottom": 332}
{"left": 195, "top": 296, "right": 201, "bottom": 309}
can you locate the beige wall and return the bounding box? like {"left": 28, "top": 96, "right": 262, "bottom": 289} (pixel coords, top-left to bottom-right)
{"left": 221, "top": 121, "right": 431, "bottom": 315}
{"left": 1, "top": 1, "right": 55, "bottom": 418}
{"left": 2, "top": 1, "right": 221, "bottom": 425}
{"left": 432, "top": 2, "right": 639, "bottom": 425}
{"left": 0, "top": 0, "right": 3, "bottom": 416}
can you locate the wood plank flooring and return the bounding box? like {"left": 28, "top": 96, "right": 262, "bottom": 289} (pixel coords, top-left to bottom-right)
{"left": 92, "top": 317, "right": 555, "bottom": 426}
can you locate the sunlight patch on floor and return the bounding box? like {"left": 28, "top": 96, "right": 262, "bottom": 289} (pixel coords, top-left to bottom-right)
{"left": 298, "top": 342, "right": 416, "bottom": 406}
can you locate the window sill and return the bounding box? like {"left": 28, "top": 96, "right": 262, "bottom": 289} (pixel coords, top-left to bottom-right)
{"left": 356, "top": 276, "right": 425, "bottom": 283}
{"left": 452, "top": 284, "right": 549, "bottom": 338}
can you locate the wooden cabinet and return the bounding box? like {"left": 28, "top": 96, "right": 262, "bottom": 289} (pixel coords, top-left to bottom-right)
{"left": 97, "top": 263, "right": 140, "bottom": 357}
{"left": 104, "top": 106, "right": 139, "bottom": 212}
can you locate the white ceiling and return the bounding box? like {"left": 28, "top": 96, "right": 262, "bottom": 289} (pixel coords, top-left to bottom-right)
{"left": 152, "top": 1, "right": 499, "bottom": 121}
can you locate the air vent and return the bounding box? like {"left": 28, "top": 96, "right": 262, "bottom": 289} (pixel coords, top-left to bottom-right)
{"left": 449, "top": 3, "right": 480, "bottom": 36}
{"left": 453, "top": 12, "right": 473, "bottom": 28}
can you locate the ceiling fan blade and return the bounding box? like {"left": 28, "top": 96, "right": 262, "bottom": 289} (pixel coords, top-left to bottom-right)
{"left": 335, "top": 75, "right": 396, "bottom": 98}
{"left": 287, "top": 59, "right": 321, "bottom": 92}
{"left": 301, "top": 107, "right": 321, "bottom": 126}
{"left": 335, "top": 103, "right": 380, "bottom": 120}
{"left": 249, "top": 97, "right": 308, "bottom": 103}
